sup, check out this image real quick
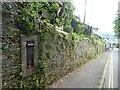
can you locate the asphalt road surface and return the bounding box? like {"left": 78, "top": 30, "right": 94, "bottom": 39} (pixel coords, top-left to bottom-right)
{"left": 103, "top": 48, "right": 119, "bottom": 89}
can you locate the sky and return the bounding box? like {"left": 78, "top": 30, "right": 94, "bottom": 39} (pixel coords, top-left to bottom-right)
{"left": 73, "top": 0, "right": 119, "bottom": 34}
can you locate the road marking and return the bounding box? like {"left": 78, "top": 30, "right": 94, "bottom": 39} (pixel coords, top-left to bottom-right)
{"left": 108, "top": 51, "right": 113, "bottom": 89}
{"left": 108, "top": 57, "right": 111, "bottom": 88}
{"left": 111, "top": 51, "right": 113, "bottom": 88}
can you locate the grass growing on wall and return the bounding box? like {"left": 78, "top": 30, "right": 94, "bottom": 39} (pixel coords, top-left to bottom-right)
{"left": 71, "top": 32, "right": 86, "bottom": 41}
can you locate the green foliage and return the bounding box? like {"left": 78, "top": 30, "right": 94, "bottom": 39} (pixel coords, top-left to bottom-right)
{"left": 46, "top": 2, "right": 60, "bottom": 13}
{"left": 72, "top": 32, "right": 86, "bottom": 41}
{"left": 79, "top": 34, "right": 86, "bottom": 38}
{"left": 63, "top": 25, "right": 73, "bottom": 33}
{"left": 16, "top": 2, "right": 40, "bottom": 35}
{"left": 16, "top": 2, "right": 61, "bottom": 34}
{"left": 71, "top": 32, "right": 79, "bottom": 40}
{"left": 71, "top": 16, "right": 86, "bottom": 34}
{"left": 9, "top": 59, "right": 47, "bottom": 89}
{"left": 16, "top": 2, "right": 75, "bottom": 35}
{"left": 3, "top": 2, "right": 102, "bottom": 89}
{"left": 114, "top": 14, "right": 120, "bottom": 38}
{"left": 63, "top": 3, "right": 75, "bottom": 25}
{"left": 113, "top": 43, "right": 120, "bottom": 48}
{"left": 76, "top": 24, "right": 81, "bottom": 34}
{"left": 75, "top": 24, "right": 85, "bottom": 34}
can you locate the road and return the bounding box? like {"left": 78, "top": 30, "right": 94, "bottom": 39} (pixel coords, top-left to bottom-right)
{"left": 49, "top": 48, "right": 119, "bottom": 89}
{"left": 103, "top": 48, "right": 119, "bottom": 89}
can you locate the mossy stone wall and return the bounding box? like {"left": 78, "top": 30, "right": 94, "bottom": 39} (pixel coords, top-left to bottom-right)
{"left": 2, "top": 2, "right": 103, "bottom": 89}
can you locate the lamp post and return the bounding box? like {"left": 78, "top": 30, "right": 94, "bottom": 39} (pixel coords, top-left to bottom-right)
{"left": 83, "top": 0, "right": 87, "bottom": 24}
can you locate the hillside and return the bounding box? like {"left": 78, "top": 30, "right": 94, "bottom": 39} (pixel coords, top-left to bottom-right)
{"left": 97, "top": 32, "right": 116, "bottom": 39}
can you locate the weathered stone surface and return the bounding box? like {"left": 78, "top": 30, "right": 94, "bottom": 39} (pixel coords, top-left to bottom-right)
{"left": 2, "top": 2, "right": 104, "bottom": 89}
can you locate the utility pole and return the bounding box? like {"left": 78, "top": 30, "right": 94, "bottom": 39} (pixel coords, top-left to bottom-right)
{"left": 83, "top": 0, "right": 87, "bottom": 24}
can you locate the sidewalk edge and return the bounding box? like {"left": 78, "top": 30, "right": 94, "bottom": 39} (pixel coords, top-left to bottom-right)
{"left": 98, "top": 55, "right": 110, "bottom": 89}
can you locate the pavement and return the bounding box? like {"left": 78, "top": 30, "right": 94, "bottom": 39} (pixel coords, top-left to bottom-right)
{"left": 49, "top": 50, "right": 111, "bottom": 88}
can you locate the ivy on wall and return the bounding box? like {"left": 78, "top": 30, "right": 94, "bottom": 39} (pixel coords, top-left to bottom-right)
{"left": 15, "top": 2, "right": 76, "bottom": 35}
{"left": 2, "top": 2, "right": 104, "bottom": 89}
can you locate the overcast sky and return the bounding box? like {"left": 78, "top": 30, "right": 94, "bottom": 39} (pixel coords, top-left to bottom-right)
{"left": 73, "top": 0, "right": 119, "bottom": 34}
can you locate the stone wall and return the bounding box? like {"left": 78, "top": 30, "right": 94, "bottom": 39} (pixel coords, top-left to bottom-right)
{"left": 2, "top": 2, "right": 103, "bottom": 89}
{"left": 37, "top": 30, "right": 98, "bottom": 86}
{"left": 0, "top": 2, "right": 2, "bottom": 90}
{"left": 2, "top": 2, "right": 21, "bottom": 88}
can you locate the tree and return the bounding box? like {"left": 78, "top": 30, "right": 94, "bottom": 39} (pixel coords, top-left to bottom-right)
{"left": 114, "top": 13, "right": 120, "bottom": 38}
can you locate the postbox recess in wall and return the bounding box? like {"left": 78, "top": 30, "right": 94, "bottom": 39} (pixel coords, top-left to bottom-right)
{"left": 26, "top": 41, "right": 34, "bottom": 69}
{"left": 21, "top": 35, "right": 38, "bottom": 77}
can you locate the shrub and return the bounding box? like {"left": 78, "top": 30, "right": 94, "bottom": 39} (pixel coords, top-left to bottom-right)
{"left": 63, "top": 25, "right": 73, "bottom": 33}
